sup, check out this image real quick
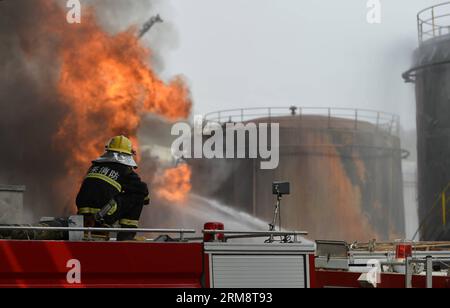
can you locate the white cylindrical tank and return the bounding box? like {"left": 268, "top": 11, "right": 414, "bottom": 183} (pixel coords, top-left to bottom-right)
{"left": 402, "top": 161, "right": 419, "bottom": 239}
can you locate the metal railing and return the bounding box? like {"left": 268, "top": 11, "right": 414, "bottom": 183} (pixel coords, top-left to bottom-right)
{"left": 379, "top": 257, "right": 450, "bottom": 288}
{"left": 0, "top": 226, "right": 195, "bottom": 241}
{"left": 418, "top": 2, "right": 450, "bottom": 44}
{"left": 348, "top": 250, "right": 450, "bottom": 288}
{"left": 203, "top": 107, "right": 400, "bottom": 136}
{"left": 0, "top": 225, "right": 309, "bottom": 243}
{"left": 203, "top": 230, "right": 308, "bottom": 242}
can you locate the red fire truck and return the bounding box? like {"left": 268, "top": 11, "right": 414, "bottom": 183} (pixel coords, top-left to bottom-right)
{"left": 0, "top": 220, "right": 449, "bottom": 288}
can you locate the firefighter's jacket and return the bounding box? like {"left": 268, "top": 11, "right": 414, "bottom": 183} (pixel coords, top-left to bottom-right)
{"left": 76, "top": 162, "right": 149, "bottom": 227}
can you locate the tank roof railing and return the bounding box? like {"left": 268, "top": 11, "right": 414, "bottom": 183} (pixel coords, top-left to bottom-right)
{"left": 418, "top": 2, "right": 450, "bottom": 44}
{"left": 203, "top": 107, "right": 400, "bottom": 136}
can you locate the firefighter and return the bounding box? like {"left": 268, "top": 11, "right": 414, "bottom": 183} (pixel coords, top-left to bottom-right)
{"left": 76, "top": 136, "right": 150, "bottom": 241}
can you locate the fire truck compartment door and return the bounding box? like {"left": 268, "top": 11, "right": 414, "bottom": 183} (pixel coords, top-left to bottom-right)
{"left": 211, "top": 255, "right": 306, "bottom": 288}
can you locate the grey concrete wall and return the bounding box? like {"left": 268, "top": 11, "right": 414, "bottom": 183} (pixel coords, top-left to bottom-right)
{"left": 0, "top": 185, "right": 25, "bottom": 224}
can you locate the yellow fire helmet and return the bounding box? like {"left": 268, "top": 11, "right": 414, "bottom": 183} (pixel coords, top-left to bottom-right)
{"left": 105, "top": 136, "right": 136, "bottom": 156}
{"left": 94, "top": 136, "right": 138, "bottom": 168}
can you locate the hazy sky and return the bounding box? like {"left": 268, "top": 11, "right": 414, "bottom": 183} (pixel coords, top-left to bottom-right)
{"left": 140, "top": 0, "right": 441, "bottom": 130}
{"left": 92, "top": 0, "right": 444, "bottom": 130}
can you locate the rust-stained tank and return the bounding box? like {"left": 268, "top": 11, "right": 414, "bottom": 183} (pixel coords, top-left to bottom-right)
{"left": 189, "top": 107, "right": 405, "bottom": 241}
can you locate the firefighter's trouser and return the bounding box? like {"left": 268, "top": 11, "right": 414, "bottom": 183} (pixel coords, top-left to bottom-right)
{"left": 78, "top": 193, "right": 144, "bottom": 241}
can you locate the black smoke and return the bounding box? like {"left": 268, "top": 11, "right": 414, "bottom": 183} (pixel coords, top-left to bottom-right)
{"left": 0, "top": 0, "right": 69, "bottom": 220}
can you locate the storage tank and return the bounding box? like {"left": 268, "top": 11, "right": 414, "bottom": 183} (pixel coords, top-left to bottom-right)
{"left": 189, "top": 107, "right": 405, "bottom": 241}
{"left": 403, "top": 3, "right": 450, "bottom": 240}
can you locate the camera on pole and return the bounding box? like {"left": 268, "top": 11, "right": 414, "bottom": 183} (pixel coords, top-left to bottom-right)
{"left": 267, "top": 181, "right": 290, "bottom": 243}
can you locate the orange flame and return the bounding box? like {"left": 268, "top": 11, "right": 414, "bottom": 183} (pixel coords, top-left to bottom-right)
{"left": 34, "top": 2, "right": 192, "bottom": 208}
{"left": 156, "top": 164, "right": 192, "bottom": 203}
